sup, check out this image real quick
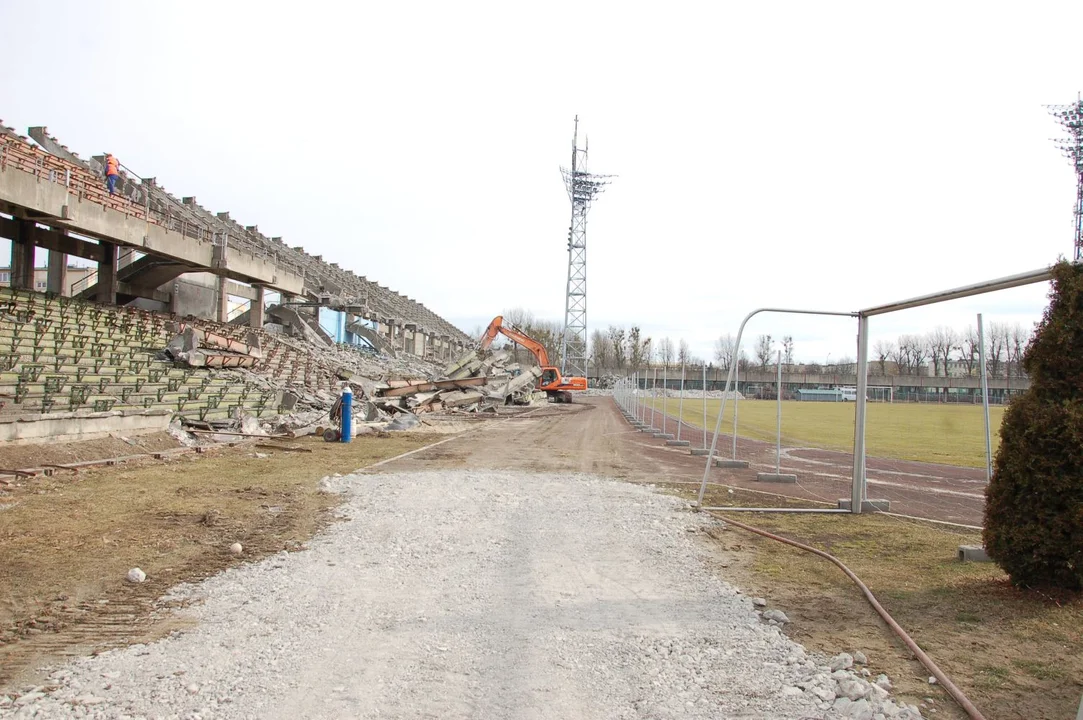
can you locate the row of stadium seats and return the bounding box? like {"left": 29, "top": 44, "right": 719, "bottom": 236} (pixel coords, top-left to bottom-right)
{"left": 0, "top": 287, "right": 344, "bottom": 422}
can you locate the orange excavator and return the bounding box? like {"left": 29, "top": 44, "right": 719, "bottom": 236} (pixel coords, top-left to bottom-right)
{"left": 479, "top": 316, "right": 587, "bottom": 403}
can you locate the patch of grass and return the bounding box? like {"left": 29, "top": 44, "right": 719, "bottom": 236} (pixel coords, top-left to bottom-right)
{"left": 1011, "top": 659, "right": 1067, "bottom": 682}
{"left": 955, "top": 610, "right": 981, "bottom": 624}
{"left": 975, "top": 665, "right": 1012, "bottom": 690}
{"left": 0, "top": 431, "right": 443, "bottom": 688}
{"left": 648, "top": 398, "right": 1006, "bottom": 467}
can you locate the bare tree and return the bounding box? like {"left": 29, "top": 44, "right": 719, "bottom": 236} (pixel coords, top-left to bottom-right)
{"left": 986, "top": 321, "right": 1008, "bottom": 378}
{"left": 927, "top": 326, "right": 958, "bottom": 377}
{"left": 657, "top": 337, "right": 675, "bottom": 369}
{"left": 782, "top": 336, "right": 794, "bottom": 367}
{"left": 873, "top": 339, "right": 894, "bottom": 375}
{"left": 960, "top": 325, "right": 980, "bottom": 377}
{"left": 754, "top": 334, "right": 774, "bottom": 371}
{"left": 608, "top": 326, "right": 626, "bottom": 370}
{"left": 627, "top": 326, "right": 646, "bottom": 372}
{"left": 1006, "top": 323, "right": 1030, "bottom": 378}
{"left": 714, "top": 333, "right": 737, "bottom": 370}
{"left": 835, "top": 355, "right": 856, "bottom": 374}
{"left": 677, "top": 339, "right": 690, "bottom": 367}
{"left": 590, "top": 328, "right": 611, "bottom": 373}
{"left": 737, "top": 350, "right": 751, "bottom": 371}
{"left": 889, "top": 338, "right": 911, "bottom": 375}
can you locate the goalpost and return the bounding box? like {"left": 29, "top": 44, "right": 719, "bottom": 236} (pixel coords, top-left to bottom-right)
{"left": 867, "top": 385, "right": 894, "bottom": 403}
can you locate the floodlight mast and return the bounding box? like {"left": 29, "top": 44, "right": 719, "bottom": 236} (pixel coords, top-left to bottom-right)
{"left": 1048, "top": 94, "right": 1083, "bottom": 261}
{"left": 560, "top": 116, "right": 613, "bottom": 379}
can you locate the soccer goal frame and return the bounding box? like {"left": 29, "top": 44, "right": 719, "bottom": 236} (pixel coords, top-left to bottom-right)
{"left": 697, "top": 265, "right": 1061, "bottom": 514}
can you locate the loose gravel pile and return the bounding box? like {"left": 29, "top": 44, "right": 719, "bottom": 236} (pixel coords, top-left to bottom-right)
{"left": 1, "top": 471, "right": 923, "bottom": 719}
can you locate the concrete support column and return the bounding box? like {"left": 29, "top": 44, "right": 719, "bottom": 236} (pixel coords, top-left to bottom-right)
{"left": 96, "top": 242, "right": 118, "bottom": 304}
{"left": 216, "top": 275, "right": 228, "bottom": 323}
{"left": 402, "top": 324, "right": 411, "bottom": 353}
{"left": 47, "top": 248, "right": 69, "bottom": 296}
{"left": 250, "top": 285, "right": 266, "bottom": 328}
{"left": 10, "top": 219, "right": 36, "bottom": 291}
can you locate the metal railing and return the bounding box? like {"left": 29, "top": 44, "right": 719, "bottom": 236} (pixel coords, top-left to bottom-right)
{"left": 68, "top": 247, "right": 138, "bottom": 296}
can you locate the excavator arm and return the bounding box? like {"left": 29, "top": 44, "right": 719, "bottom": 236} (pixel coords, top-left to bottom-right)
{"left": 478, "top": 315, "right": 551, "bottom": 367}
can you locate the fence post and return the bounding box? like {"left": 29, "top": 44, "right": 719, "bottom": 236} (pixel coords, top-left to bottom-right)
{"left": 702, "top": 364, "right": 707, "bottom": 449}
{"left": 677, "top": 361, "right": 685, "bottom": 442}
{"left": 776, "top": 350, "right": 782, "bottom": 475}
{"left": 662, "top": 365, "right": 668, "bottom": 435}
{"left": 732, "top": 366, "right": 740, "bottom": 460}
{"left": 978, "top": 313, "right": 993, "bottom": 482}
{"left": 650, "top": 368, "right": 657, "bottom": 430}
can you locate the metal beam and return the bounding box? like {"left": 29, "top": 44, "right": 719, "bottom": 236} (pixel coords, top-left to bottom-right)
{"left": 0, "top": 216, "right": 105, "bottom": 262}
{"left": 860, "top": 266, "right": 1055, "bottom": 317}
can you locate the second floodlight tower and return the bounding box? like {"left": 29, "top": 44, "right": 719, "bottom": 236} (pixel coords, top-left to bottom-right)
{"left": 1048, "top": 95, "right": 1083, "bottom": 261}
{"left": 560, "top": 116, "right": 612, "bottom": 379}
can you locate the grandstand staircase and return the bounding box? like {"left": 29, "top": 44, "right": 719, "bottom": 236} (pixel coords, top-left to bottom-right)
{"left": 74, "top": 254, "right": 197, "bottom": 303}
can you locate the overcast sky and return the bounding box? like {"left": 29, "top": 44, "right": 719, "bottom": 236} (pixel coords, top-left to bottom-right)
{"left": 2, "top": 1, "right": 1080, "bottom": 364}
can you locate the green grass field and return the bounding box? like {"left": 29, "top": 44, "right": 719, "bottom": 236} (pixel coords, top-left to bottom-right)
{"left": 644, "top": 397, "right": 1005, "bottom": 468}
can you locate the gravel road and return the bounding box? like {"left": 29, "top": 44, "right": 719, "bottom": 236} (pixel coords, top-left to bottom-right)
{"left": 1, "top": 470, "right": 922, "bottom": 719}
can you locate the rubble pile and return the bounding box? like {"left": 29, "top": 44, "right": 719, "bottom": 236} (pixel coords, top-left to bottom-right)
{"left": 162, "top": 323, "right": 545, "bottom": 440}
{"left": 367, "top": 347, "right": 543, "bottom": 416}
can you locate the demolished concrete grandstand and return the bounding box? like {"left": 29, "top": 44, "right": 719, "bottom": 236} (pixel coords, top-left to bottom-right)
{"left": 0, "top": 118, "right": 552, "bottom": 464}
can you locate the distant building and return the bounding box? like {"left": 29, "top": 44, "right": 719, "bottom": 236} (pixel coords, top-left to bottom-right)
{"left": 0, "top": 265, "right": 96, "bottom": 297}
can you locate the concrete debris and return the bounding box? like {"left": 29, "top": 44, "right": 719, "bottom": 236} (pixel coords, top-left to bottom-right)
{"left": 366, "top": 345, "right": 544, "bottom": 418}
{"left": 165, "top": 325, "right": 262, "bottom": 368}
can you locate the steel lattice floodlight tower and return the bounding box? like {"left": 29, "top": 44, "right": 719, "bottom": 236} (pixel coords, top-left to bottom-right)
{"left": 560, "top": 116, "right": 612, "bottom": 378}
{"left": 1048, "top": 95, "right": 1083, "bottom": 261}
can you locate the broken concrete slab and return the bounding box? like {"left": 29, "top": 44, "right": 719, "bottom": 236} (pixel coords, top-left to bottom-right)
{"left": 957, "top": 545, "right": 991, "bottom": 563}
{"left": 755, "top": 472, "right": 797, "bottom": 483}
{"left": 714, "top": 459, "right": 750, "bottom": 469}
{"left": 440, "top": 391, "right": 485, "bottom": 408}
{"left": 836, "top": 498, "right": 892, "bottom": 512}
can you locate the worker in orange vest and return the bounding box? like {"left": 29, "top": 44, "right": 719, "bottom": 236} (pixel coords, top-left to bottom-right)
{"left": 105, "top": 154, "right": 119, "bottom": 195}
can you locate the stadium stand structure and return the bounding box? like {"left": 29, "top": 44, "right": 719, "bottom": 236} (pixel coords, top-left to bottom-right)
{"left": 0, "top": 283, "right": 400, "bottom": 441}
{"left": 0, "top": 121, "right": 470, "bottom": 360}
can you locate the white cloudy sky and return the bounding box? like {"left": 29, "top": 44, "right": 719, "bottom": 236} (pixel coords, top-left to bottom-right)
{"left": 2, "top": 1, "right": 1080, "bottom": 364}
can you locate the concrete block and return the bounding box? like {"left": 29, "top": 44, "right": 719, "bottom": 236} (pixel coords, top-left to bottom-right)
{"left": 836, "top": 499, "right": 892, "bottom": 512}
{"left": 957, "top": 545, "right": 992, "bottom": 563}
{"left": 756, "top": 472, "right": 797, "bottom": 483}
{"left": 689, "top": 448, "right": 711, "bottom": 456}
{"left": 666, "top": 439, "right": 690, "bottom": 447}
{"left": 652, "top": 433, "right": 675, "bottom": 440}
{"left": 714, "top": 459, "right": 750, "bottom": 469}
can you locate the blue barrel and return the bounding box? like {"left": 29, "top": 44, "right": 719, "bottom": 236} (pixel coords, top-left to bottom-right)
{"left": 340, "top": 385, "right": 352, "bottom": 443}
